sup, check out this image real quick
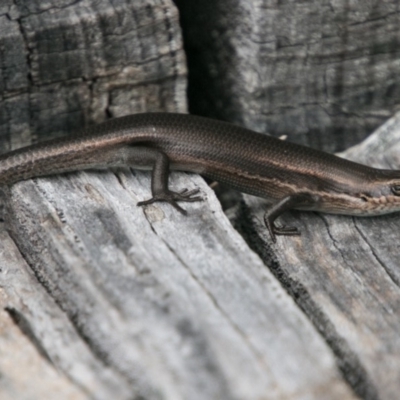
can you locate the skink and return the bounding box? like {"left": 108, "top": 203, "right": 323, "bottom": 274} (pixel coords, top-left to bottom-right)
{"left": 1, "top": 112, "right": 400, "bottom": 242}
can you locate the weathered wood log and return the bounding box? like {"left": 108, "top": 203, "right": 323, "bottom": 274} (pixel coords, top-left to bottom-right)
{"left": 1, "top": 0, "right": 399, "bottom": 399}
{"left": 237, "top": 112, "right": 400, "bottom": 400}
{"left": 175, "top": 0, "right": 400, "bottom": 152}
{"left": 0, "top": 0, "right": 186, "bottom": 152}
{"left": 1, "top": 170, "right": 356, "bottom": 399}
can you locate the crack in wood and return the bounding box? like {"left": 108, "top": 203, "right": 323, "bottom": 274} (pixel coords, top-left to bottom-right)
{"left": 353, "top": 219, "right": 400, "bottom": 288}
{"left": 4, "top": 306, "right": 54, "bottom": 365}
{"left": 234, "top": 201, "right": 379, "bottom": 400}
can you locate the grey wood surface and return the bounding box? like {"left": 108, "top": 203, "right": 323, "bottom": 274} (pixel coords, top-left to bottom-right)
{"left": 1, "top": 170, "right": 356, "bottom": 400}
{"left": 1, "top": 1, "right": 400, "bottom": 399}
{"left": 0, "top": 0, "right": 186, "bottom": 152}
{"left": 238, "top": 112, "right": 400, "bottom": 400}
{"left": 176, "top": 0, "right": 400, "bottom": 152}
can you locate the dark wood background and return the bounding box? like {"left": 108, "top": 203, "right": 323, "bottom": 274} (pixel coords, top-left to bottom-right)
{"left": 0, "top": 1, "right": 399, "bottom": 399}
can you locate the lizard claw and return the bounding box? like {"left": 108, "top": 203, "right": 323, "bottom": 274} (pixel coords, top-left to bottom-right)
{"left": 137, "top": 187, "right": 203, "bottom": 214}
{"left": 264, "top": 218, "right": 300, "bottom": 243}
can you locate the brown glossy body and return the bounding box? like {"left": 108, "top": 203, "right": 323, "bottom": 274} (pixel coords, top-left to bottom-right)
{"left": 1, "top": 113, "right": 400, "bottom": 240}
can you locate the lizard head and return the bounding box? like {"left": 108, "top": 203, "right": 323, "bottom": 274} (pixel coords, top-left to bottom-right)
{"left": 355, "top": 170, "right": 400, "bottom": 215}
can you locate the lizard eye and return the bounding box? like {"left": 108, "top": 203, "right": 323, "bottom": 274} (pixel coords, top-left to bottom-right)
{"left": 391, "top": 185, "right": 400, "bottom": 196}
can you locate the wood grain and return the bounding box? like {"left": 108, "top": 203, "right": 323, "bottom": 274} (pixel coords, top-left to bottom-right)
{"left": 1, "top": 0, "right": 400, "bottom": 399}
{"left": 238, "top": 112, "right": 400, "bottom": 399}
{"left": 0, "top": 0, "right": 186, "bottom": 152}
{"left": 175, "top": 0, "right": 400, "bottom": 152}
{"left": 2, "top": 169, "right": 355, "bottom": 399}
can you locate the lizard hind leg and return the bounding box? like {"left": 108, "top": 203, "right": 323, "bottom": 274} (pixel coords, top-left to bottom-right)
{"left": 117, "top": 145, "right": 203, "bottom": 214}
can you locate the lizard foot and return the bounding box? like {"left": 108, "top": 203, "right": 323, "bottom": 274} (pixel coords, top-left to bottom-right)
{"left": 137, "top": 188, "right": 203, "bottom": 214}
